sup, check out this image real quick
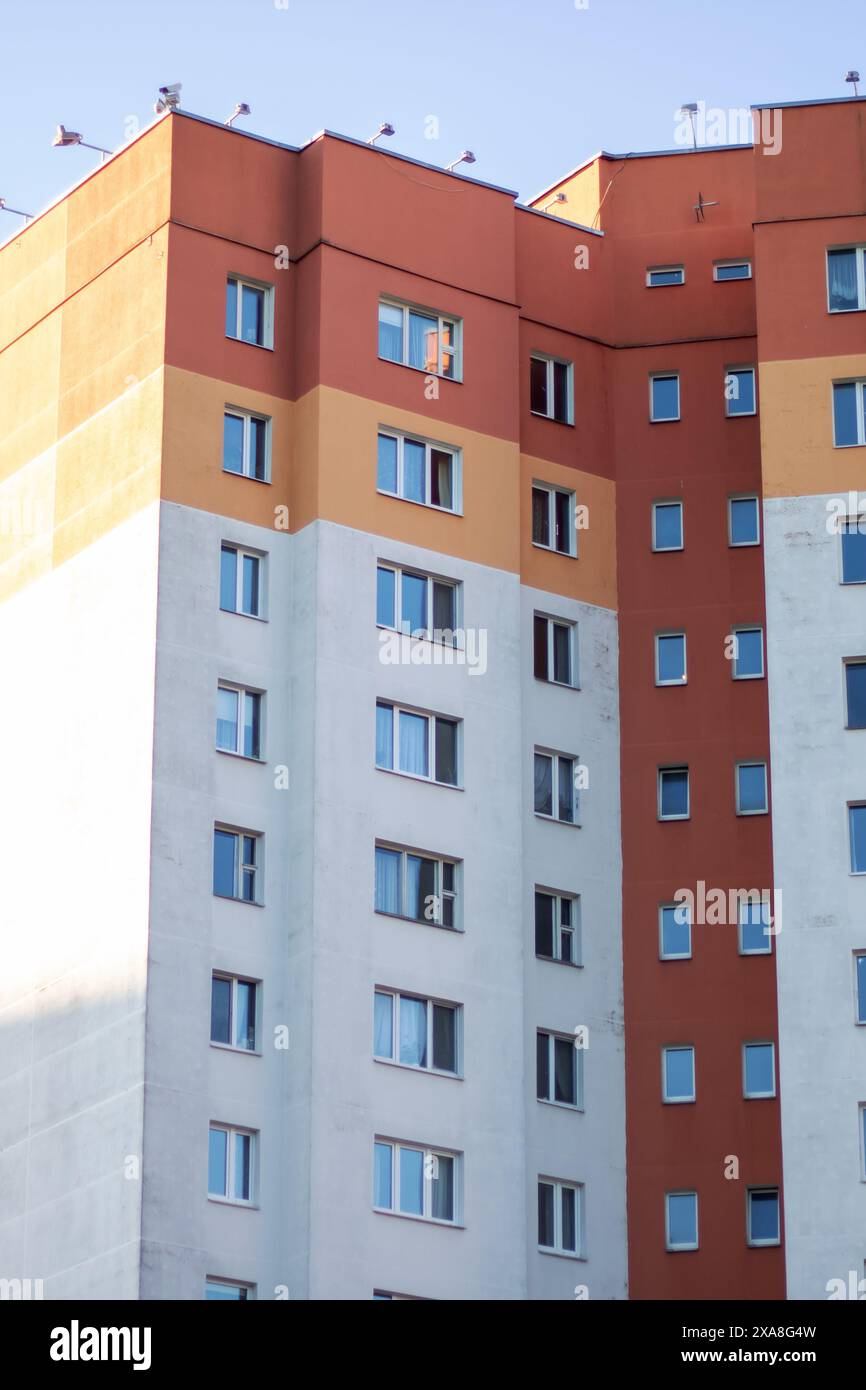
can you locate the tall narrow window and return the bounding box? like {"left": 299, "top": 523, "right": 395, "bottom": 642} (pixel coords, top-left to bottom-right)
{"left": 226, "top": 277, "right": 272, "bottom": 348}
{"left": 833, "top": 381, "right": 866, "bottom": 447}
{"left": 850, "top": 804, "right": 866, "bottom": 873}
{"left": 220, "top": 545, "right": 262, "bottom": 617}
{"left": 223, "top": 409, "right": 270, "bottom": 481}
{"left": 650, "top": 373, "right": 680, "bottom": 422}
{"left": 536, "top": 1030, "right": 582, "bottom": 1108}
{"left": 738, "top": 899, "right": 773, "bottom": 955}
{"left": 658, "top": 767, "right": 689, "bottom": 820}
{"left": 731, "top": 627, "right": 764, "bottom": 679}
{"left": 208, "top": 1125, "right": 256, "bottom": 1203}
{"left": 532, "top": 484, "right": 576, "bottom": 556}
{"left": 725, "top": 366, "right": 756, "bottom": 417}
{"left": 856, "top": 953, "right": 866, "bottom": 1024}
{"left": 665, "top": 1192, "right": 698, "bottom": 1251}
{"left": 538, "top": 1179, "right": 583, "bottom": 1256}
{"left": 533, "top": 614, "right": 576, "bottom": 685}
{"left": 659, "top": 902, "right": 692, "bottom": 960}
{"left": 216, "top": 685, "right": 262, "bottom": 759}
{"left": 841, "top": 520, "right": 866, "bottom": 583}
{"left": 535, "top": 890, "right": 580, "bottom": 965}
{"left": 729, "top": 495, "right": 760, "bottom": 546}
{"left": 746, "top": 1189, "right": 780, "bottom": 1247}
{"left": 211, "top": 975, "right": 258, "bottom": 1052}
{"left": 534, "top": 750, "right": 578, "bottom": 824}
{"left": 530, "top": 354, "right": 573, "bottom": 423}
{"left": 213, "top": 828, "right": 260, "bottom": 903}
{"left": 655, "top": 632, "right": 687, "bottom": 685}
{"left": 743, "top": 1042, "right": 776, "bottom": 1099}
{"left": 652, "top": 501, "right": 683, "bottom": 551}
{"left": 735, "top": 762, "right": 768, "bottom": 815}
{"left": 662, "top": 1046, "right": 696, "bottom": 1103}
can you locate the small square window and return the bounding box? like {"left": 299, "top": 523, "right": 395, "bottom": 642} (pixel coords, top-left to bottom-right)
{"left": 532, "top": 483, "right": 576, "bottom": 556}
{"left": 659, "top": 902, "right": 692, "bottom": 960}
{"left": 662, "top": 1045, "right": 695, "bottom": 1103}
{"left": 665, "top": 1192, "right": 698, "bottom": 1251}
{"left": 213, "top": 827, "right": 261, "bottom": 904}
{"left": 849, "top": 804, "right": 866, "bottom": 874}
{"left": 725, "top": 367, "right": 756, "bottom": 417}
{"left": 216, "top": 684, "right": 263, "bottom": 759}
{"left": 743, "top": 1042, "right": 776, "bottom": 1099}
{"left": 211, "top": 975, "right": 259, "bottom": 1052}
{"left": 841, "top": 519, "right": 866, "bottom": 583}
{"left": 208, "top": 1124, "right": 256, "bottom": 1204}
{"left": 736, "top": 762, "right": 768, "bottom": 815}
{"left": 652, "top": 501, "right": 683, "bottom": 551}
{"left": 658, "top": 766, "right": 689, "bottom": 820}
{"left": 650, "top": 374, "right": 680, "bottom": 422}
{"left": 729, "top": 495, "right": 760, "bottom": 546}
{"left": 746, "top": 1188, "right": 780, "bottom": 1247}
{"left": 714, "top": 260, "right": 752, "bottom": 282}
{"left": 647, "top": 266, "right": 685, "bottom": 287}
{"left": 226, "top": 276, "right": 273, "bottom": 348}
{"left": 656, "top": 632, "right": 687, "bottom": 685}
{"left": 732, "top": 627, "right": 764, "bottom": 679}
{"left": 739, "top": 899, "right": 773, "bottom": 955}
{"left": 833, "top": 381, "right": 866, "bottom": 447}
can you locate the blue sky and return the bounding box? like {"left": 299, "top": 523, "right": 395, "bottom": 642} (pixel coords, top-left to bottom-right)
{"left": 1, "top": 0, "right": 862, "bottom": 222}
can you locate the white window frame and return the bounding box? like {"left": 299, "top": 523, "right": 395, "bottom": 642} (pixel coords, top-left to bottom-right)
{"left": 646, "top": 265, "right": 685, "bottom": 287}
{"left": 725, "top": 365, "right": 757, "bottom": 418}
{"left": 226, "top": 275, "right": 274, "bottom": 349}
{"left": 373, "top": 989, "right": 462, "bottom": 1076}
{"left": 373, "top": 1139, "right": 462, "bottom": 1225}
{"left": 374, "top": 843, "right": 459, "bottom": 930}
{"left": 205, "top": 1278, "right": 255, "bottom": 1301}
{"left": 649, "top": 372, "right": 681, "bottom": 423}
{"left": 746, "top": 1187, "right": 780, "bottom": 1248}
{"left": 738, "top": 899, "right": 773, "bottom": 956}
{"left": 532, "top": 482, "right": 577, "bottom": 557}
{"left": 662, "top": 1045, "right": 696, "bottom": 1104}
{"left": 220, "top": 543, "right": 265, "bottom": 619}
{"left": 375, "top": 701, "right": 461, "bottom": 787}
{"left": 210, "top": 973, "right": 260, "bottom": 1054}
{"left": 735, "top": 760, "right": 768, "bottom": 816}
{"left": 216, "top": 683, "right": 263, "bottom": 760}
{"left": 826, "top": 245, "right": 866, "bottom": 313}
{"left": 208, "top": 1123, "right": 257, "bottom": 1206}
{"left": 658, "top": 766, "right": 690, "bottom": 821}
{"left": 535, "top": 888, "right": 581, "bottom": 966}
{"left": 534, "top": 748, "right": 580, "bottom": 826}
{"left": 536, "top": 1029, "right": 584, "bottom": 1110}
{"left": 714, "top": 259, "right": 752, "bottom": 281}
{"left": 378, "top": 299, "right": 462, "bottom": 380}
{"left": 530, "top": 352, "right": 574, "bottom": 424}
{"left": 655, "top": 631, "right": 687, "bottom": 686}
{"left": 376, "top": 428, "right": 463, "bottom": 514}
{"left": 728, "top": 494, "right": 761, "bottom": 547}
{"left": 223, "top": 407, "right": 271, "bottom": 482}
{"left": 652, "top": 499, "right": 684, "bottom": 552}
{"left": 534, "top": 612, "right": 578, "bottom": 687}
{"left": 855, "top": 952, "right": 866, "bottom": 1025}
{"left": 742, "top": 1041, "right": 776, "bottom": 1100}
{"left": 833, "top": 380, "right": 866, "bottom": 447}
{"left": 659, "top": 903, "right": 692, "bottom": 962}
{"left": 376, "top": 563, "right": 460, "bottom": 646}
{"left": 213, "top": 826, "right": 262, "bottom": 905}
{"left": 537, "top": 1178, "right": 585, "bottom": 1258}
{"left": 665, "top": 1191, "right": 699, "bottom": 1252}
{"left": 731, "top": 626, "right": 765, "bottom": 680}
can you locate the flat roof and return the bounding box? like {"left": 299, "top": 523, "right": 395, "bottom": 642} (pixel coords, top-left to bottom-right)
{"left": 528, "top": 143, "right": 751, "bottom": 206}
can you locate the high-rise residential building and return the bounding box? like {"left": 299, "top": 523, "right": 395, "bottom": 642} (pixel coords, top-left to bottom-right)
{"left": 0, "top": 94, "right": 863, "bottom": 1302}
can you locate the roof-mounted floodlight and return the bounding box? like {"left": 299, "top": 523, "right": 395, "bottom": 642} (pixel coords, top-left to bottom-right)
{"left": 0, "top": 197, "right": 32, "bottom": 222}
{"left": 52, "top": 125, "right": 112, "bottom": 161}
{"left": 678, "top": 102, "right": 699, "bottom": 148}
{"left": 845, "top": 70, "right": 861, "bottom": 96}
{"left": 226, "top": 103, "right": 251, "bottom": 127}
{"left": 368, "top": 122, "right": 395, "bottom": 145}
{"left": 445, "top": 150, "right": 476, "bottom": 173}
{"left": 154, "top": 83, "right": 182, "bottom": 114}
{"left": 542, "top": 191, "right": 567, "bottom": 213}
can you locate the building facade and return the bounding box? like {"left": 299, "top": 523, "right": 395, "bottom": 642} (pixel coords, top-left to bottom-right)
{"left": 0, "top": 95, "right": 863, "bottom": 1300}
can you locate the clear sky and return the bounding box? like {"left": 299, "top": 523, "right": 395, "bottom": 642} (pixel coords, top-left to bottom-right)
{"left": 0, "top": 0, "right": 862, "bottom": 223}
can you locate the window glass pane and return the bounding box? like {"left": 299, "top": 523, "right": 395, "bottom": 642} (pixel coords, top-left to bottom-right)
{"left": 533, "top": 616, "right": 549, "bottom": 680}
{"left": 730, "top": 496, "right": 759, "bottom": 544}
{"left": 213, "top": 830, "right": 237, "bottom": 897}
{"left": 553, "top": 623, "right": 571, "bottom": 683}
{"left": 233, "top": 1132, "right": 251, "bottom": 1200}
{"left": 220, "top": 545, "right": 237, "bottom": 612}
{"left": 834, "top": 382, "right": 860, "bottom": 445}
{"left": 399, "top": 711, "right": 429, "bottom": 777}
{"left": 208, "top": 1128, "right": 228, "bottom": 1195}
{"left": 654, "top": 502, "right": 682, "bottom": 549}
{"left": 749, "top": 1191, "right": 779, "bottom": 1243}
{"left": 242, "top": 554, "right": 259, "bottom": 615}
{"left": 210, "top": 976, "right": 232, "bottom": 1044}
{"left": 430, "top": 449, "right": 453, "bottom": 509}
{"left": 657, "top": 634, "right": 686, "bottom": 683}
{"left": 652, "top": 376, "right": 679, "bottom": 420}
{"left": 554, "top": 1036, "right": 576, "bottom": 1104}
{"left": 374, "top": 847, "right": 401, "bottom": 914}
{"left": 558, "top": 757, "right": 575, "bottom": 822}
{"left": 828, "top": 249, "right": 859, "bottom": 311}
{"left": 431, "top": 1154, "right": 454, "bottom": 1221}
{"left": 665, "top": 1048, "right": 694, "bottom": 1100}
{"left": 407, "top": 855, "right": 436, "bottom": 922}
{"left": 842, "top": 521, "right": 866, "bottom": 582}
{"left": 534, "top": 753, "right": 553, "bottom": 815}
{"left": 857, "top": 955, "right": 866, "bottom": 1023}
{"left": 744, "top": 1044, "right": 774, "bottom": 1095}
{"left": 561, "top": 1186, "right": 577, "bottom": 1252}
{"left": 668, "top": 1193, "right": 697, "bottom": 1246}
{"left": 373, "top": 991, "right": 393, "bottom": 1058}
{"left": 402, "top": 440, "right": 426, "bottom": 503}
{"left": 649, "top": 268, "right": 683, "bottom": 286}
{"left": 727, "top": 369, "right": 755, "bottom": 415}
{"left": 206, "top": 1282, "right": 247, "bottom": 1301}
{"left": 439, "top": 321, "right": 456, "bottom": 378}
{"left": 734, "top": 629, "right": 763, "bottom": 677}
{"left": 850, "top": 805, "right": 866, "bottom": 873}
{"left": 561, "top": 928, "right": 574, "bottom": 964}
{"left": 847, "top": 663, "right": 866, "bottom": 728}
{"left": 535, "top": 892, "right": 555, "bottom": 957}
{"left": 740, "top": 900, "right": 771, "bottom": 952}
{"left": 536, "top": 1033, "right": 550, "bottom": 1100}
{"left": 225, "top": 279, "right": 238, "bottom": 337}
{"left": 399, "top": 995, "right": 427, "bottom": 1067}
{"left": 373, "top": 1142, "right": 392, "bottom": 1207}
{"left": 377, "top": 433, "right": 399, "bottom": 493}
{"left": 235, "top": 981, "right": 255, "bottom": 1050}
{"left": 432, "top": 1005, "right": 456, "bottom": 1072}
{"left": 555, "top": 490, "right": 571, "bottom": 553}
{"left": 408, "top": 312, "right": 437, "bottom": 371}
{"left": 375, "top": 703, "right": 393, "bottom": 769}
{"left": 376, "top": 567, "right": 396, "bottom": 628}
{"left": 716, "top": 262, "right": 750, "bottom": 281}
{"left": 530, "top": 357, "right": 548, "bottom": 414}
{"left": 660, "top": 769, "right": 688, "bottom": 817}
{"left": 399, "top": 1147, "right": 424, "bottom": 1215}
{"left": 243, "top": 692, "right": 260, "bottom": 759}
{"left": 401, "top": 572, "right": 427, "bottom": 636}
{"left": 432, "top": 581, "right": 456, "bottom": 639}
{"left": 538, "top": 1182, "right": 555, "bottom": 1247}
{"left": 738, "top": 763, "right": 767, "bottom": 813}
{"left": 241, "top": 285, "right": 264, "bottom": 344}
{"left": 223, "top": 414, "right": 245, "bottom": 475}
{"left": 661, "top": 904, "right": 691, "bottom": 958}
{"left": 216, "top": 688, "right": 239, "bottom": 751}
{"left": 553, "top": 360, "right": 570, "bottom": 422}
{"left": 378, "top": 304, "right": 403, "bottom": 362}
{"left": 250, "top": 417, "right": 267, "bottom": 480}
{"left": 532, "top": 487, "right": 549, "bottom": 546}
{"left": 435, "top": 718, "right": 458, "bottom": 785}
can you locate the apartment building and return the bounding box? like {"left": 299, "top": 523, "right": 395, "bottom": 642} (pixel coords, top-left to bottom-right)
{"left": 0, "top": 93, "right": 863, "bottom": 1301}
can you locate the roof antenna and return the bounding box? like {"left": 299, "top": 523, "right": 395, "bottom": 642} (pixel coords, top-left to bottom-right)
{"left": 693, "top": 191, "right": 720, "bottom": 223}
{"left": 679, "top": 103, "right": 699, "bottom": 148}
{"left": 445, "top": 150, "right": 476, "bottom": 173}
{"left": 368, "top": 122, "right": 395, "bottom": 145}
{"left": 0, "top": 197, "right": 32, "bottom": 223}
{"left": 226, "top": 103, "right": 251, "bottom": 127}
{"left": 845, "top": 70, "right": 861, "bottom": 97}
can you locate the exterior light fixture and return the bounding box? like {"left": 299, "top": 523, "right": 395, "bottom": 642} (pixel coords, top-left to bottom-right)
{"left": 445, "top": 150, "right": 476, "bottom": 173}
{"left": 52, "top": 126, "right": 112, "bottom": 161}
{"left": 226, "top": 103, "right": 251, "bottom": 127}
{"left": 368, "top": 122, "right": 395, "bottom": 145}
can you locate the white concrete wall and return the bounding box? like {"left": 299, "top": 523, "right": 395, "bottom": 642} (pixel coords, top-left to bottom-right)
{"left": 764, "top": 492, "right": 866, "bottom": 1299}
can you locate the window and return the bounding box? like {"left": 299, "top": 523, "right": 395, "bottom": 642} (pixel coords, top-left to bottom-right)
{"left": 377, "top": 430, "right": 460, "bottom": 513}
{"left": 647, "top": 265, "right": 685, "bottom": 287}
{"left": 746, "top": 1188, "right": 780, "bottom": 1247}
{"left": 208, "top": 1125, "right": 256, "bottom": 1204}
{"left": 714, "top": 260, "right": 752, "bottom": 281}
{"left": 532, "top": 483, "right": 576, "bottom": 556}
{"left": 861, "top": 1107, "right": 866, "bottom": 1179}
{"left": 213, "top": 827, "right": 260, "bottom": 904}
{"left": 374, "top": 844, "right": 458, "bottom": 929}
{"left": 849, "top": 804, "right": 866, "bottom": 874}
{"left": 736, "top": 762, "right": 768, "bottom": 815}
{"left": 739, "top": 898, "right": 772, "bottom": 955}
{"left": 211, "top": 974, "right": 258, "bottom": 1052}
{"left": 205, "top": 1279, "right": 254, "bottom": 1301}
{"left": 534, "top": 614, "right": 576, "bottom": 686}
{"left": 658, "top": 766, "right": 689, "bottom": 820}
{"left": 375, "top": 702, "right": 459, "bottom": 786}
{"left": 732, "top": 627, "right": 764, "bottom": 679}
{"left": 220, "top": 544, "right": 263, "bottom": 618}
{"left": 535, "top": 890, "right": 580, "bottom": 965}
{"left": 660, "top": 902, "right": 692, "bottom": 961}
{"left": 530, "top": 353, "right": 573, "bottom": 423}
{"left": 538, "top": 1179, "right": 584, "bottom": 1257}
{"left": 650, "top": 373, "right": 680, "bottom": 422}
{"left": 223, "top": 408, "right": 270, "bottom": 482}
{"left": 655, "top": 632, "right": 687, "bottom": 685}
{"left": 534, "top": 750, "right": 578, "bottom": 824}
{"left": 373, "top": 990, "right": 460, "bottom": 1075}
{"left": 373, "top": 1140, "right": 460, "bottom": 1224}
{"left": 226, "top": 276, "right": 272, "bottom": 348}
{"left": 665, "top": 1192, "right": 698, "bottom": 1251}
{"left": 652, "top": 500, "right": 683, "bottom": 551}
{"left": 378, "top": 300, "right": 461, "bottom": 379}
{"left": 856, "top": 953, "right": 866, "bottom": 1024}
{"left": 537, "top": 1030, "right": 583, "bottom": 1109}
{"left": 743, "top": 1042, "right": 776, "bottom": 1099}
{"left": 841, "top": 519, "right": 866, "bottom": 583}
{"left": 833, "top": 381, "right": 866, "bottom": 447}
{"left": 662, "top": 1046, "right": 696, "bottom": 1103}
{"left": 845, "top": 662, "right": 866, "bottom": 728}
{"left": 827, "top": 246, "right": 866, "bottom": 312}
{"left": 725, "top": 366, "right": 756, "bottom": 417}
{"left": 729, "top": 495, "right": 760, "bottom": 546}
{"left": 216, "top": 685, "right": 262, "bottom": 759}
{"left": 376, "top": 564, "right": 458, "bottom": 643}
